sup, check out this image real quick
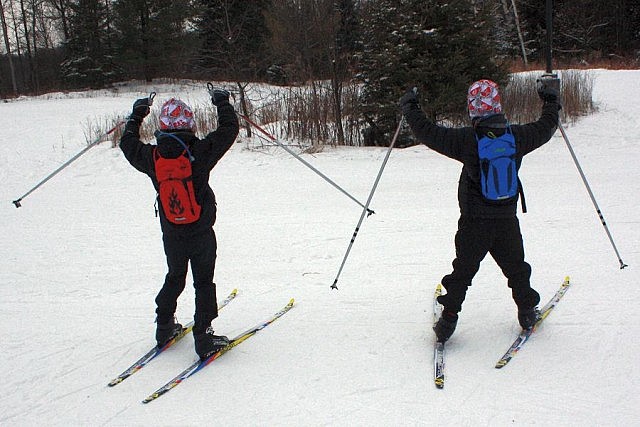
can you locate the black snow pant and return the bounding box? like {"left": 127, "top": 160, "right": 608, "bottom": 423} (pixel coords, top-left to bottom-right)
{"left": 155, "top": 227, "right": 219, "bottom": 333}
{"left": 437, "top": 216, "right": 540, "bottom": 314}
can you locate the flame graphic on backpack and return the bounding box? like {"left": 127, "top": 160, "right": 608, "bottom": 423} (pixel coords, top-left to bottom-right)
{"left": 154, "top": 147, "right": 201, "bottom": 224}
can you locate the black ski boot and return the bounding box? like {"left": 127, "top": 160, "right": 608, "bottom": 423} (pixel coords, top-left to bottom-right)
{"left": 518, "top": 306, "right": 539, "bottom": 330}
{"left": 156, "top": 318, "right": 183, "bottom": 347}
{"left": 434, "top": 310, "right": 458, "bottom": 343}
{"left": 194, "top": 327, "right": 230, "bottom": 360}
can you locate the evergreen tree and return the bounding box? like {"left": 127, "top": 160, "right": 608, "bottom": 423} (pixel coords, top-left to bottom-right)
{"left": 61, "top": 0, "right": 119, "bottom": 88}
{"left": 112, "top": 0, "right": 195, "bottom": 82}
{"left": 193, "top": 0, "right": 271, "bottom": 81}
{"left": 485, "top": 0, "right": 530, "bottom": 65}
{"left": 356, "top": 0, "right": 508, "bottom": 146}
{"left": 517, "top": 0, "right": 640, "bottom": 65}
{"left": 554, "top": 0, "right": 640, "bottom": 59}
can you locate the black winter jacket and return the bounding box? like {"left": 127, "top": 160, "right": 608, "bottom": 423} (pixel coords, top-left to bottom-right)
{"left": 120, "top": 101, "right": 239, "bottom": 236}
{"left": 402, "top": 100, "right": 560, "bottom": 218}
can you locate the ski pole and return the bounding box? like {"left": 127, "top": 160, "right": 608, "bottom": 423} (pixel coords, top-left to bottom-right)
{"left": 237, "top": 112, "right": 374, "bottom": 215}
{"left": 542, "top": 1, "right": 626, "bottom": 269}
{"left": 13, "top": 92, "right": 156, "bottom": 208}
{"left": 330, "top": 118, "right": 403, "bottom": 290}
{"left": 557, "top": 122, "right": 627, "bottom": 269}
{"left": 12, "top": 120, "right": 125, "bottom": 208}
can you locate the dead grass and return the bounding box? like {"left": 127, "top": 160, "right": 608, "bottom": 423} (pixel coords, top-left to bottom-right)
{"left": 502, "top": 70, "right": 596, "bottom": 124}
{"left": 97, "top": 69, "right": 597, "bottom": 147}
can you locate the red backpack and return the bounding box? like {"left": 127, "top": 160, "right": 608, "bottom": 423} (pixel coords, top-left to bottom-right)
{"left": 153, "top": 147, "right": 201, "bottom": 224}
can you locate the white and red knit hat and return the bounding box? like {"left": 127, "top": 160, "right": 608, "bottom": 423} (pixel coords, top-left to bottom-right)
{"left": 467, "top": 79, "right": 502, "bottom": 119}
{"left": 159, "top": 98, "right": 195, "bottom": 131}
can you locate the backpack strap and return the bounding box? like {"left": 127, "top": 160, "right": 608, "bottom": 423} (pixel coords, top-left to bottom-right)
{"left": 506, "top": 123, "right": 528, "bottom": 213}
{"left": 506, "top": 124, "right": 528, "bottom": 213}
{"left": 518, "top": 178, "right": 527, "bottom": 214}
{"left": 156, "top": 131, "right": 195, "bottom": 161}
{"left": 154, "top": 146, "right": 187, "bottom": 162}
{"left": 152, "top": 147, "right": 159, "bottom": 217}
{"left": 474, "top": 123, "right": 512, "bottom": 142}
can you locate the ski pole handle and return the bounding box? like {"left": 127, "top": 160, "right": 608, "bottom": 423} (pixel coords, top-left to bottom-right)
{"left": 206, "top": 83, "right": 235, "bottom": 102}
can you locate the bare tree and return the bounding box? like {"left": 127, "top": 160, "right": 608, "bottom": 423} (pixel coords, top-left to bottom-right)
{"left": 194, "top": 0, "right": 272, "bottom": 138}
{"left": 500, "top": 0, "right": 528, "bottom": 67}
{"left": 17, "top": 0, "right": 37, "bottom": 90}
{"left": 46, "top": 0, "right": 70, "bottom": 41}
{"left": 266, "top": 0, "right": 359, "bottom": 146}
{"left": 0, "top": 0, "right": 18, "bottom": 94}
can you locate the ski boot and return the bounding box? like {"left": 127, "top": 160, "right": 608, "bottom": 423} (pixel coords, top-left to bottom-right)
{"left": 194, "top": 327, "right": 230, "bottom": 359}
{"left": 433, "top": 310, "right": 458, "bottom": 343}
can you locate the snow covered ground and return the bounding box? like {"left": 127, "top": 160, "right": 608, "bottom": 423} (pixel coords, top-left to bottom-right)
{"left": 1, "top": 70, "right": 639, "bottom": 426}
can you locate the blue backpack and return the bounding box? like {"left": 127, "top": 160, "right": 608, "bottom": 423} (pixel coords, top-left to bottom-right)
{"left": 477, "top": 126, "right": 527, "bottom": 211}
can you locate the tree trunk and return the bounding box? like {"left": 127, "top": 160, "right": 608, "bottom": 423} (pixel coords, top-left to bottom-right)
{"left": 0, "top": 0, "right": 18, "bottom": 94}
{"left": 236, "top": 81, "right": 252, "bottom": 138}
{"left": 29, "top": 0, "right": 40, "bottom": 92}
{"left": 331, "top": 59, "right": 345, "bottom": 146}
{"left": 18, "top": 0, "right": 36, "bottom": 91}
{"left": 511, "top": 0, "right": 528, "bottom": 68}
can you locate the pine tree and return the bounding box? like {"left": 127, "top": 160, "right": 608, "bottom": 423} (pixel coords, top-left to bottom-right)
{"left": 356, "top": 0, "right": 508, "bottom": 146}
{"left": 112, "top": 0, "right": 195, "bottom": 82}
{"left": 193, "top": 0, "right": 271, "bottom": 81}
{"left": 61, "top": 0, "right": 119, "bottom": 88}
{"left": 518, "top": 0, "right": 640, "bottom": 64}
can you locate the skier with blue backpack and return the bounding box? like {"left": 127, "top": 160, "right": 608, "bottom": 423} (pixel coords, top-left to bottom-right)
{"left": 399, "top": 78, "right": 561, "bottom": 343}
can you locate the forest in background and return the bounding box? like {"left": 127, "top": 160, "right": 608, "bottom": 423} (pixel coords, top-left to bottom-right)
{"left": 1, "top": 0, "right": 637, "bottom": 146}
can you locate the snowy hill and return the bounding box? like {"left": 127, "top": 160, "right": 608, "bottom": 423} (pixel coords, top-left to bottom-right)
{"left": 1, "top": 70, "right": 639, "bottom": 425}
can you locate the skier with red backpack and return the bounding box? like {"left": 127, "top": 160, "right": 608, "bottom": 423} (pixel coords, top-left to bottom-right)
{"left": 400, "top": 78, "right": 561, "bottom": 343}
{"left": 120, "top": 87, "right": 239, "bottom": 359}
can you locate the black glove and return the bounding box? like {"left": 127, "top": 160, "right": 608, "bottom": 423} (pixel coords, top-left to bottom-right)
{"left": 399, "top": 87, "right": 419, "bottom": 107}
{"left": 399, "top": 87, "right": 420, "bottom": 115}
{"left": 536, "top": 78, "right": 560, "bottom": 103}
{"left": 130, "top": 97, "right": 152, "bottom": 122}
{"left": 208, "top": 87, "right": 230, "bottom": 107}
